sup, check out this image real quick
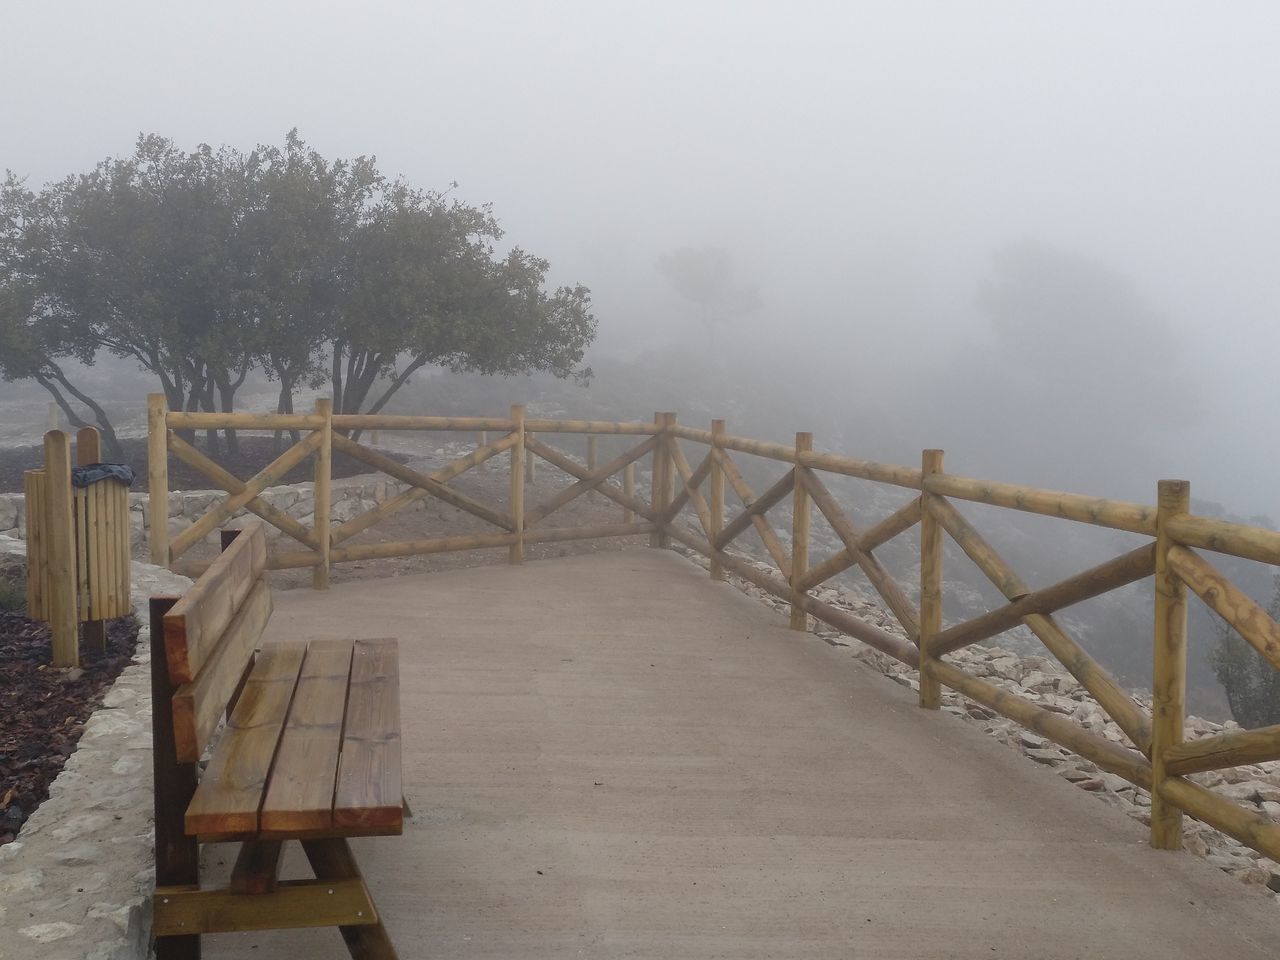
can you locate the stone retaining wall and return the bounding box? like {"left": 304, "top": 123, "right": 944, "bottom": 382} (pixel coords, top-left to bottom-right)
{"left": 0, "top": 534, "right": 192, "bottom": 960}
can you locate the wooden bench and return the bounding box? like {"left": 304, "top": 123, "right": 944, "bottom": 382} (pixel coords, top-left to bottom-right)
{"left": 149, "top": 523, "right": 403, "bottom": 959}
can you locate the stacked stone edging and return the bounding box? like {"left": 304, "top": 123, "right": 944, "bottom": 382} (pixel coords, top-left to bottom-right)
{"left": 0, "top": 534, "right": 192, "bottom": 960}
{"left": 678, "top": 546, "right": 1280, "bottom": 904}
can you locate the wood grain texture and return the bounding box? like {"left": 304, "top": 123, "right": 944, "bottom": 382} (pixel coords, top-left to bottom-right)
{"left": 918, "top": 450, "right": 945, "bottom": 709}
{"left": 1151, "top": 479, "right": 1191, "bottom": 850}
{"left": 44, "top": 430, "right": 78, "bottom": 666}
{"left": 148, "top": 393, "right": 170, "bottom": 566}
{"left": 260, "top": 640, "right": 355, "bottom": 835}
{"left": 1168, "top": 544, "right": 1280, "bottom": 671}
{"left": 171, "top": 577, "right": 274, "bottom": 762}
{"left": 334, "top": 640, "right": 402, "bottom": 832}
{"left": 1164, "top": 723, "right": 1280, "bottom": 777}
{"left": 185, "top": 642, "right": 306, "bottom": 837}
{"left": 163, "top": 523, "right": 268, "bottom": 684}
{"left": 152, "top": 878, "right": 376, "bottom": 936}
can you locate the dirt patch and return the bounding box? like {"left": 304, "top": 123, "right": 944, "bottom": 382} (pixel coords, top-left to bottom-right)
{"left": 0, "top": 435, "right": 409, "bottom": 494}
{"left": 0, "top": 608, "right": 140, "bottom": 845}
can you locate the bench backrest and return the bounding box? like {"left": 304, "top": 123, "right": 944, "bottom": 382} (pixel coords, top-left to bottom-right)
{"left": 162, "top": 523, "right": 272, "bottom": 762}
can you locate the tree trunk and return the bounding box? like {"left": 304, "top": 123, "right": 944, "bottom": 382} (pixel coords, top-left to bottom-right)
{"left": 38, "top": 365, "right": 126, "bottom": 460}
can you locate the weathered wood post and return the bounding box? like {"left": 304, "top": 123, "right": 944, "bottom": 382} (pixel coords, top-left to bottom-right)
{"left": 1152, "top": 478, "right": 1190, "bottom": 849}
{"left": 510, "top": 404, "right": 525, "bottom": 564}
{"left": 789, "top": 433, "right": 813, "bottom": 629}
{"left": 149, "top": 594, "right": 200, "bottom": 960}
{"left": 147, "top": 393, "right": 170, "bottom": 567}
{"left": 623, "top": 463, "right": 636, "bottom": 524}
{"left": 525, "top": 430, "right": 536, "bottom": 483}
{"left": 313, "top": 398, "right": 333, "bottom": 590}
{"left": 478, "top": 431, "right": 488, "bottom": 472}
{"left": 653, "top": 413, "right": 676, "bottom": 548}
{"left": 918, "top": 449, "right": 945, "bottom": 709}
{"left": 709, "top": 419, "right": 726, "bottom": 581}
{"left": 587, "top": 435, "right": 599, "bottom": 502}
{"left": 649, "top": 413, "right": 667, "bottom": 548}
{"left": 46, "top": 402, "right": 59, "bottom": 433}
{"left": 76, "top": 427, "right": 107, "bottom": 654}
{"left": 45, "top": 430, "right": 78, "bottom": 667}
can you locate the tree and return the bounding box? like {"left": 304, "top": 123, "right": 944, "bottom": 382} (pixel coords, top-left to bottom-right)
{"left": 1, "top": 132, "right": 597, "bottom": 451}
{"left": 1210, "top": 575, "right": 1280, "bottom": 728}
{"left": 331, "top": 182, "right": 594, "bottom": 430}
{"left": 655, "top": 244, "right": 759, "bottom": 343}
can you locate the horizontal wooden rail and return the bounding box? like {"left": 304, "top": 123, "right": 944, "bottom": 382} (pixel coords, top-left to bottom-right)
{"left": 924, "top": 474, "right": 1157, "bottom": 536}
{"left": 525, "top": 521, "right": 655, "bottom": 545}
{"left": 524, "top": 419, "right": 658, "bottom": 435}
{"left": 331, "top": 414, "right": 514, "bottom": 432}
{"left": 1157, "top": 776, "right": 1280, "bottom": 862}
{"left": 1163, "top": 724, "right": 1280, "bottom": 777}
{"left": 928, "top": 658, "right": 1153, "bottom": 788}
{"left": 1166, "top": 514, "right": 1280, "bottom": 566}
{"left": 167, "top": 412, "right": 328, "bottom": 431}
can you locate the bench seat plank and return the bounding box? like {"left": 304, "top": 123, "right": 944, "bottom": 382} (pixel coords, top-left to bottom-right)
{"left": 334, "top": 640, "right": 403, "bottom": 832}
{"left": 185, "top": 643, "right": 306, "bottom": 837}
{"left": 260, "top": 640, "right": 355, "bottom": 835}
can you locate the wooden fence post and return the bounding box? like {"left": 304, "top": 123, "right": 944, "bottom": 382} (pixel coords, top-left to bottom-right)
{"left": 623, "top": 463, "right": 636, "bottom": 524}
{"left": 313, "top": 398, "right": 333, "bottom": 590}
{"left": 46, "top": 402, "right": 59, "bottom": 433}
{"left": 919, "top": 449, "right": 945, "bottom": 709}
{"left": 649, "top": 413, "right": 667, "bottom": 548}
{"left": 45, "top": 430, "right": 78, "bottom": 667}
{"left": 150, "top": 594, "right": 200, "bottom": 960}
{"left": 652, "top": 413, "right": 676, "bottom": 548}
{"left": 147, "top": 393, "right": 170, "bottom": 568}
{"left": 479, "top": 431, "right": 488, "bottom": 472}
{"left": 709, "top": 420, "right": 726, "bottom": 581}
{"left": 510, "top": 405, "right": 525, "bottom": 564}
{"left": 525, "top": 430, "right": 536, "bottom": 483}
{"left": 587, "top": 435, "right": 598, "bottom": 502}
{"left": 1152, "top": 478, "right": 1190, "bottom": 849}
{"left": 790, "top": 432, "right": 812, "bottom": 629}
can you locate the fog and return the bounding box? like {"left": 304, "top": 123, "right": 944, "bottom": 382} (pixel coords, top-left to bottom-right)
{"left": 4, "top": 1, "right": 1278, "bottom": 516}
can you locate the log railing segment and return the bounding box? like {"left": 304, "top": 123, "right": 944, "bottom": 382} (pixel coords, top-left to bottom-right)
{"left": 147, "top": 395, "right": 1280, "bottom": 865}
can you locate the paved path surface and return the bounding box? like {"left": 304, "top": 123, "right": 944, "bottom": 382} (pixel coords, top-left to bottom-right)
{"left": 204, "top": 550, "right": 1279, "bottom": 959}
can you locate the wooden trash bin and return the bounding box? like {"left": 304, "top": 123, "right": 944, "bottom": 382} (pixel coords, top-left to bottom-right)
{"left": 23, "top": 427, "right": 132, "bottom": 666}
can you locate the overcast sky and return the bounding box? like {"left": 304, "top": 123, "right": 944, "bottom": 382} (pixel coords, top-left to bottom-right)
{"left": 3, "top": 2, "right": 1278, "bottom": 513}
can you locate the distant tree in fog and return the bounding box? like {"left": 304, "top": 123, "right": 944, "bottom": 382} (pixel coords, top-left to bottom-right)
{"left": 656, "top": 245, "right": 759, "bottom": 350}
{"left": 1210, "top": 576, "right": 1280, "bottom": 728}
{"left": 0, "top": 132, "right": 595, "bottom": 451}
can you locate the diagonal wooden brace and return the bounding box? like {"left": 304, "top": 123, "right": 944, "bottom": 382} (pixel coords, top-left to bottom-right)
{"left": 170, "top": 430, "right": 324, "bottom": 560}
{"left": 167, "top": 432, "right": 320, "bottom": 552}
{"left": 525, "top": 435, "right": 659, "bottom": 526}
{"left": 330, "top": 432, "right": 519, "bottom": 546}
{"left": 524, "top": 437, "right": 657, "bottom": 523}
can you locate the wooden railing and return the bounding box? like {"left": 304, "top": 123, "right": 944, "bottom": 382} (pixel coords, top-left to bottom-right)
{"left": 145, "top": 395, "right": 1280, "bottom": 863}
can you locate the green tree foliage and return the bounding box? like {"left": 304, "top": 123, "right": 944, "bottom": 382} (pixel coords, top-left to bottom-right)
{"left": 0, "top": 132, "right": 596, "bottom": 450}
{"left": 1209, "top": 576, "right": 1280, "bottom": 728}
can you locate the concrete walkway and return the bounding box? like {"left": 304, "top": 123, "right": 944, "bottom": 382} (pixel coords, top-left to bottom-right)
{"left": 204, "top": 550, "right": 1279, "bottom": 959}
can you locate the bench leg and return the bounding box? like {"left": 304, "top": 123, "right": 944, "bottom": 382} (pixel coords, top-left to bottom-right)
{"left": 302, "top": 839, "right": 399, "bottom": 960}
